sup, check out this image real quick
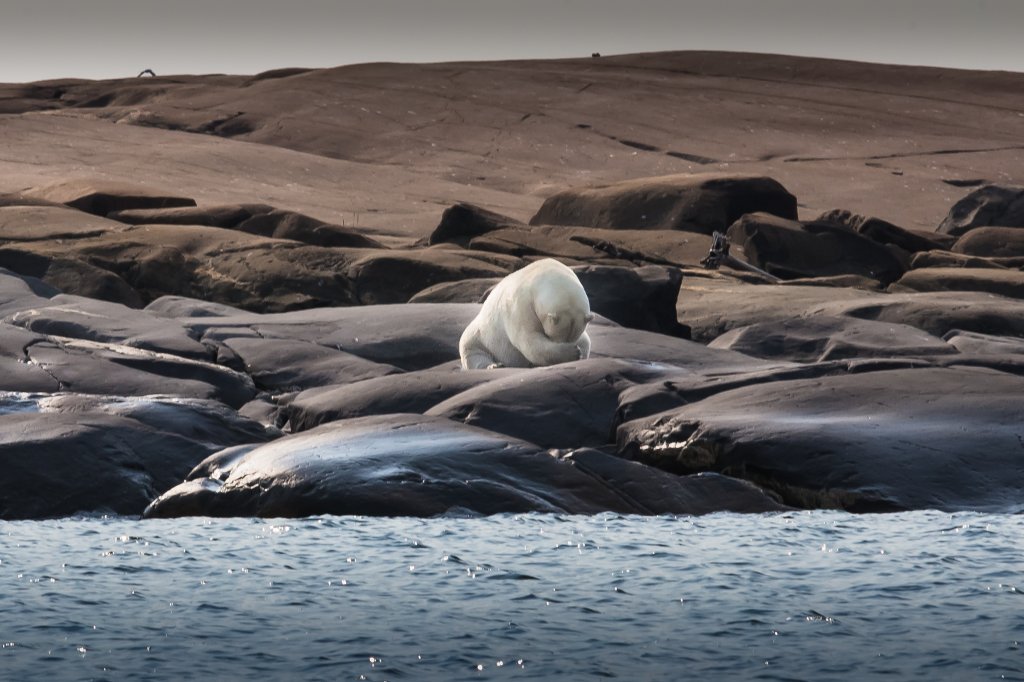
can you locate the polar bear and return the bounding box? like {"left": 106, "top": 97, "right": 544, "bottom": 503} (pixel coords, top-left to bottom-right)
{"left": 460, "top": 258, "right": 594, "bottom": 369}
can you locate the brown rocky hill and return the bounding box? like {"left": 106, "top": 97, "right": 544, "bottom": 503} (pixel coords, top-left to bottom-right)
{"left": 2, "top": 51, "right": 1022, "bottom": 241}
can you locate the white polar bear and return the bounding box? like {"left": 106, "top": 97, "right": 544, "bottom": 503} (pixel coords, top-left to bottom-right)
{"left": 460, "top": 258, "right": 594, "bottom": 369}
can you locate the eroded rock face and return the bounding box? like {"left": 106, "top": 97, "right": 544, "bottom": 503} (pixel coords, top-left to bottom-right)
{"left": 616, "top": 366, "right": 1024, "bottom": 512}
{"left": 143, "top": 413, "right": 787, "bottom": 518}
{"left": 938, "top": 184, "right": 1024, "bottom": 236}
{"left": 891, "top": 267, "right": 1024, "bottom": 300}
{"left": 529, "top": 173, "right": 798, "bottom": 234}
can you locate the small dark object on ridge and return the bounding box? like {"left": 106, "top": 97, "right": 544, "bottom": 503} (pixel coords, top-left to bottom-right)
{"left": 138, "top": 69, "right": 156, "bottom": 77}
{"left": 592, "top": 53, "right": 601, "bottom": 58}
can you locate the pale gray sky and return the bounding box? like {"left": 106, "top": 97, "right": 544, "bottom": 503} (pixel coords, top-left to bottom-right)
{"left": 1, "top": 0, "right": 1021, "bottom": 82}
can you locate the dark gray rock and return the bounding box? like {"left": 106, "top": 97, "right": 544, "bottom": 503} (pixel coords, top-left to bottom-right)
{"left": 530, "top": 173, "right": 798, "bottom": 234}
{"left": 574, "top": 264, "right": 689, "bottom": 338}
{"left": 426, "top": 359, "right": 674, "bottom": 449}
{"left": 427, "top": 202, "right": 526, "bottom": 246}
{"left": 616, "top": 366, "right": 1024, "bottom": 512}
{"left": 815, "top": 209, "right": 950, "bottom": 252}
{"left": 938, "top": 184, "right": 1024, "bottom": 236}
{"left": 143, "top": 413, "right": 787, "bottom": 518}
{"left": 218, "top": 336, "right": 402, "bottom": 392}
{"left": 0, "top": 395, "right": 270, "bottom": 519}
{"left": 708, "top": 315, "right": 957, "bottom": 363}
{"left": 4, "top": 294, "right": 210, "bottom": 359}
{"left": 726, "top": 212, "right": 907, "bottom": 284}
{"left": 284, "top": 367, "right": 524, "bottom": 432}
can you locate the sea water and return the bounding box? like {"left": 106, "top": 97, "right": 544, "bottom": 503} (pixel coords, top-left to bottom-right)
{"left": 0, "top": 511, "right": 1021, "bottom": 681}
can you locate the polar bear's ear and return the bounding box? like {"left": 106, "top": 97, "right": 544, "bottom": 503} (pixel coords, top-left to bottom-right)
{"left": 584, "top": 312, "right": 595, "bottom": 323}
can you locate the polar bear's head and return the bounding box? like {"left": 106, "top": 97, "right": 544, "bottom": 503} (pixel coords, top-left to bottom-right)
{"left": 541, "top": 308, "right": 594, "bottom": 342}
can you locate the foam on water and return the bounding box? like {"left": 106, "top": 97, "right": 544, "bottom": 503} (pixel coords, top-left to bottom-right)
{"left": 0, "top": 511, "right": 1022, "bottom": 681}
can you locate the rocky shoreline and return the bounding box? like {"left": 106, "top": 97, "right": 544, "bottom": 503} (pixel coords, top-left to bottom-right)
{"left": 1, "top": 52, "right": 1022, "bottom": 519}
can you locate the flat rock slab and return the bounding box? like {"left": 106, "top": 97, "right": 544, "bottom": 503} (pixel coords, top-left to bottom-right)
{"left": 284, "top": 366, "right": 526, "bottom": 432}
{"left": 143, "top": 413, "right": 787, "bottom": 518}
{"left": 680, "top": 279, "right": 1024, "bottom": 341}
{"left": 219, "top": 336, "right": 402, "bottom": 392}
{"left": 3, "top": 333, "right": 255, "bottom": 407}
{"left": 708, "top": 315, "right": 957, "bottom": 363}
{"left": 0, "top": 205, "right": 129, "bottom": 241}
{"left": 4, "top": 293, "right": 210, "bottom": 359}
{"left": 953, "top": 226, "right": 1024, "bottom": 258}
{"left": 530, "top": 173, "right": 798, "bottom": 234}
{"left": 616, "top": 366, "right": 1024, "bottom": 512}
{"left": 0, "top": 394, "right": 270, "bottom": 519}
{"left": 892, "top": 267, "right": 1024, "bottom": 299}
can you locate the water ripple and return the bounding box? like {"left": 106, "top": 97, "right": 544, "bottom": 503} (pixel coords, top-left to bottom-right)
{"left": 0, "top": 511, "right": 1022, "bottom": 680}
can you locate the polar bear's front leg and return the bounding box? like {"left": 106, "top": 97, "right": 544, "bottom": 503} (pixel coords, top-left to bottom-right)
{"left": 513, "top": 329, "right": 583, "bottom": 367}
{"left": 576, "top": 330, "right": 592, "bottom": 360}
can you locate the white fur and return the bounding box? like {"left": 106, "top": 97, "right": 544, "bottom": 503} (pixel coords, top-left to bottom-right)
{"left": 459, "top": 258, "right": 593, "bottom": 369}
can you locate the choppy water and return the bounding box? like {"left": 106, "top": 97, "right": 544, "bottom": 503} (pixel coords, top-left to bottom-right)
{"left": 1, "top": 511, "right": 1022, "bottom": 681}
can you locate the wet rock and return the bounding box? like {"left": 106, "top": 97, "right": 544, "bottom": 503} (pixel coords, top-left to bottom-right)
{"left": 426, "top": 359, "right": 675, "bottom": 449}
{"left": 952, "top": 226, "right": 1024, "bottom": 258}
{"left": 427, "top": 202, "right": 526, "bottom": 246}
{"left": 284, "top": 367, "right": 522, "bottom": 432}
{"left": 0, "top": 395, "right": 269, "bottom": 519}
{"left": 891, "top": 267, "right": 1024, "bottom": 299}
{"left": 216, "top": 336, "right": 402, "bottom": 392}
{"left": 707, "top": 315, "right": 957, "bottom": 363}
{"left": 530, "top": 173, "right": 797, "bottom": 234}
{"left": 183, "top": 303, "right": 480, "bottom": 371}
{"left": 22, "top": 178, "right": 196, "bottom": 216}
{"left": 726, "top": 212, "right": 906, "bottom": 284}
{"left": 616, "top": 366, "right": 1024, "bottom": 512}
{"left": 4, "top": 293, "right": 209, "bottom": 359}
{"left": 143, "top": 413, "right": 787, "bottom": 518}
{"left": 144, "top": 295, "right": 249, "bottom": 318}
{"left": 938, "top": 184, "right": 1024, "bottom": 236}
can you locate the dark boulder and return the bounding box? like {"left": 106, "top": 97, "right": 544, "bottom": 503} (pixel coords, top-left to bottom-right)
{"left": 0, "top": 395, "right": 269, "bottom": 519}
{"left": 427, "top": 202, "right": 526, "bottom": 246}
{"left": 0, "top": 247, "right": 142, "bottom": 307}
{"left": 22, "top": 178, "right": 196, "bottom": 216}
{"left": 573, "top": 264, "right": 689, "bottom": 337}
{"left": 346, "top": 248, "right": 518, "bottom": 304}
{"left": 616, "top": 366, "right": 1024, "bottom": 512}
{"left": 726, "top": 212, "right": 907, "bottom": 284}
{"left": 938, "top": 184, "right": 1024, "bottom": 237}
{"left": 530, "top": 173, "right": 798, "bottom": 234}
{"left": 952, "top": 226, "right": 1024, "bottom": 258}
{"left": 815, "top": 209, "right": 950, "bottom": 252}
{"left": 143, "top": 413, "right": 787, "bottom": 518}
